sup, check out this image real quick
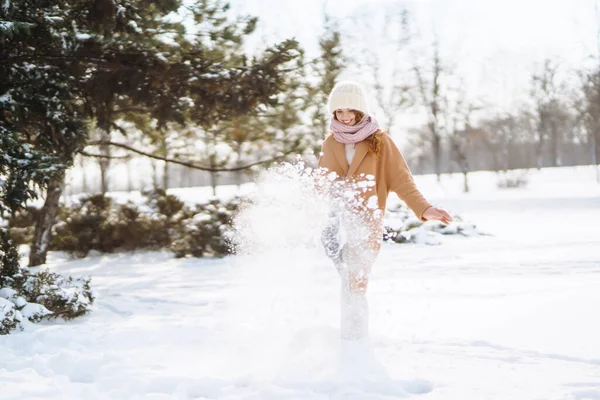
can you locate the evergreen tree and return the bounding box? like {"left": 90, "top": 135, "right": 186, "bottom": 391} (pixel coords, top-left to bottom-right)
{"left": 1, "top": 0, "right": 93, "bottom": 266}
{"left": 0, "top": 132, "right": 57, "bottom": 289}
{"left": 2, "top": 0, "right": 302, "bottom": 266}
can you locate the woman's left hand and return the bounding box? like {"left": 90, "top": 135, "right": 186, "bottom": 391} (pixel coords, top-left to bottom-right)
{"left": 423, "top": 206, "right": 453, "bottom": 225}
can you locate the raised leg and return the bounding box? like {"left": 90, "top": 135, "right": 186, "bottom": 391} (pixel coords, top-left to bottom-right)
{"left": 339, "top": 248, "right": 377, "bottom": 340}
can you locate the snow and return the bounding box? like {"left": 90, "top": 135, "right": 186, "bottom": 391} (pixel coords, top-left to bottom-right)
{"left": 1, "top": 165, "right": 600, "bottom": 399}
{"left": 0, "top": 297, "right": 15, "bottom": 316}
{"left": 0, "top": 287, "right": 18, "bottom": 299}
{"left": 73, "top": 32, "right": 96, "bottom": 42}
{"left": 155, "top": 52, "right": 168, "bottom": 62}
{"left": 19, "top": 302, "right": 52, "bottom": 320}
{"left": 0, "top": 91, "right": 12, "bottom": 104}
{"left": 128, "top": 20, "right": 142, "bottom": 33}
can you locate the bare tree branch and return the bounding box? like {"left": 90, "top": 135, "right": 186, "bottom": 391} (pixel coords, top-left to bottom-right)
{"left": 85, "top": 141, "right": 296, "bottom": 172}
{"left": 78, "top": 150, "right": 131, "bottom": 160}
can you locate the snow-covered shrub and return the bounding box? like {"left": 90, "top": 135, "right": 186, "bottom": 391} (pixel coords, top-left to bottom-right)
{"left": 1, "top": 229, "right": 90, "bottom": 334}
{"left": 0, "top": 297, "right": 20, "bottom": 334}
{"left": 0, "top": 287, "right": 52, "bottom": 325}
{"left": 51, "top": 194, "right": 171, "bottom": 257}
{"left": 142, "top": 187, "right": 185, "bottom": 220}
{"left": 48, "top": 190, "right": 243, "bottom": 258}
{"left": 51, "top": 193, "right": 111, "bottom": 257}
{"left": 22, "top": 270, "right": 93, "bottom": 320}
{"left": 383, "top": 204, "right": 485, "bottom": 245}
{"left": 115, "top": 204, "right": 171, "bottom": 250}
{"left": 497, "top": 170, "right": 529, "bottom": 188}
{"left": 169, "top": 198, "right": 243, "bottom": 258}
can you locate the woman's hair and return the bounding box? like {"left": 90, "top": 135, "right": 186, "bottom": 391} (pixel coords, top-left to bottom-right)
{"left": 332, "top": 110, "right": 384, "bottom": 158}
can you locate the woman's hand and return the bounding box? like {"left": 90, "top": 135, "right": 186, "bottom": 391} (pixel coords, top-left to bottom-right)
{"left": 423, "top": 206, "right": 453, "bottom": 225}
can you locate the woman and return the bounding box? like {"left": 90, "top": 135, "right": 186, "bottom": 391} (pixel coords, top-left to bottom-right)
{"left": 318, "top": 81, "right": 452, "bottom": 342}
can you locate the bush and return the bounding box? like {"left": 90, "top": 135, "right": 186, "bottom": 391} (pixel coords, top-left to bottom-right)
{"left": 51, "top": 193, "right": 171, "bottom": 257}
{"left": 22, "top": 270, "right": 93, "bottom": 320}
{"left": 383, "top": 204, "right": 485, "bottom": 245}
{"left": 142, "top": 187, "right": 185, "bottom": 219}
{"left": 0, "top": 296, "right": 20, "bottom": 335}
{"left": 42, "top": 190, "right": 244, "bottom": 258}
{"left": 497, "top": 170, "right": 529, "bottom": 189}
{"left": 169, "top": 198, "right": 242, "bottom": 258}
{"left": 1, "top": 228, "right": 93, "bottom": 334}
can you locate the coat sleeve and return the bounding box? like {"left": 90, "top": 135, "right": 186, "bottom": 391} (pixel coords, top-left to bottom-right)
{"left": 383, "top": 136, "right": 432, "bottom": 221}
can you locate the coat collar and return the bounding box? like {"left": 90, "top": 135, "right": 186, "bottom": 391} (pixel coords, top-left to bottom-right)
{"left": 331, "top": 139, "right": 369, "bottom": 178}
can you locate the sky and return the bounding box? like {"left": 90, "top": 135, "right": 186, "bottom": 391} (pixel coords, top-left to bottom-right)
{"left": 228, "top": 0, "right": 600, "bottom": 120}
{"left": 229, "top": 0, "right": 599, "bottom": 63}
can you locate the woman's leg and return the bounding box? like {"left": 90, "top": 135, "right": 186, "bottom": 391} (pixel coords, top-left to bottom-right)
{"left": 339, "top": 247, "right": 378, "bottom": 340}
{"left": 327, "top": 212, "right": 382, "bottom": 340}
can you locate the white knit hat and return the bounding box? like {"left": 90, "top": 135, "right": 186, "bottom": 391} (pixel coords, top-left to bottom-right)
{"left": 327, "top": 81, "right": 369, "bottom": 115}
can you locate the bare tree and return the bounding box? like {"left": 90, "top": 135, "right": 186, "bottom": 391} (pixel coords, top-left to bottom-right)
{"left": 580, "top": 1, "right": 600, "bottom": 182}
{"left": 343, "top": 4, "right": 414, "bottom": 134}
{"left": 413, "top": 39, "right": 445, "bottom": 181}
{"left": 580, "top": 68, "right": 600, "bottom": 182}
{"left": 530, "top": 59, "right": 568, "bottom": 168}
{"left": 479, "top": 113, "right": 520, "bottom": 173}
{"left": 446, "top": 94, "right": 480, "bottom": 193}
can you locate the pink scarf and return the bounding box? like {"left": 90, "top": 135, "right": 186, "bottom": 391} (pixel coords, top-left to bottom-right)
{"left": 330, "top": 115, "right": 380, "bottom": 144}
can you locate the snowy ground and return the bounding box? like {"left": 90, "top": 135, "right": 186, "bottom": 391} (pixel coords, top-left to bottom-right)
{"left": 1, "top": 166, "right": 600, "bottom": 400}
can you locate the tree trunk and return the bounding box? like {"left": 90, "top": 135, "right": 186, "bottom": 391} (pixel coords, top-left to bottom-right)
{"left": 80, "top": 156, "right": 88, "bottom": 193}
{"left": 433, "top": 133, "right": 442, "bottom": 181}
{"left": 99, "top": 157, "right": 109, "bottom": 194}
{"left": 151, "top": 160, "right": 158, "bottom": 188}
{"left": 208, "top": 152, "right": 218, "bottom": 196}
{"left": 463, "top": 171, "right": 469, "bottom": 193}
{"left": 550, "top": 119, "right": 561, "bottom": 167}
{"left": 29, "top": 169, "right": 65, "bottom": 267}
{"left": 536, "top": 117, "right": 545, "bottom": 170}
{"left": 162, "top": 161, "right": 169, "bottom": 190}
{"left": 185, "top": 167, "right": 192, "bottom": 188}
{"left": 236, "top": 148, "right": 244, "bottom": 190}
{"left": 126, "top": 159, "right": 133, "bottom": 192}
{"left": 210, "top": 171, "right": 218, "bottom": 196}
{"left": 593, "top": 129, "right": 600, "bottom": 183}
{"left": 161, "top": 136, "right": 169, "bottom": 189}
{"left": 99, "top": 130, "right": 111, "bottom": 194}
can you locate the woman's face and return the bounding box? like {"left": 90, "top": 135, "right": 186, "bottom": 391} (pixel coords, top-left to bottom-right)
{"left": 335, "top": 109, "right": 357, "bottom": 126}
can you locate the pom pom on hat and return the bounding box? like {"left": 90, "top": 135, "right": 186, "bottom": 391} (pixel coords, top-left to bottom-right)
{"left": 327, "top": 81, "right": 369, "bottom": 114}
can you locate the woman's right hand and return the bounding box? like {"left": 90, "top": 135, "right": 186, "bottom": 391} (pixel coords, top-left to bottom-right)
{"left": 423, "top": 206, "right": 453, "bottom": 225}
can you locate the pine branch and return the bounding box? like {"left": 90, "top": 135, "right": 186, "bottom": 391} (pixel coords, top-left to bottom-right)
{"left": 0, "top": 55, "right": 105, "bottom": 66}
{"left": 85, "top": 141, "right": 295, "bottom": 172}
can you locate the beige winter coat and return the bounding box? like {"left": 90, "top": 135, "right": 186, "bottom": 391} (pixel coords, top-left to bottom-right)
{"left": 318, "top": 132, "right": 432, "bottom": 227}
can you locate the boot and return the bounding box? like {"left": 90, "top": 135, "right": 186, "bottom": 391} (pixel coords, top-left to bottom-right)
{"left": 321, "top": 212, "right": 344, "bottom": 265}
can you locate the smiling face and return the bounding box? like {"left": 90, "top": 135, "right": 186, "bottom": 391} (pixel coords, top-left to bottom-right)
{"left": 334, "top": 109, "right": 359, "bottom": 126}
